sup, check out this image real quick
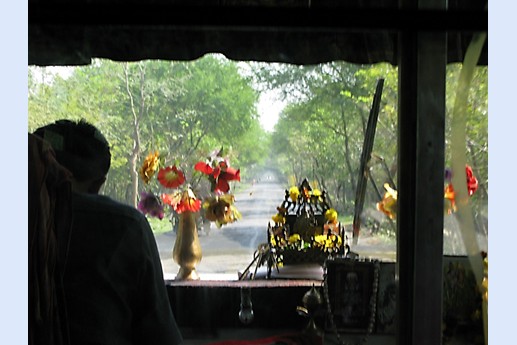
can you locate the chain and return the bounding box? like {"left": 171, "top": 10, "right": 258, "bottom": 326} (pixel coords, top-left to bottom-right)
{"left": 322, "top": 259, "right": 380, "bottom": 345}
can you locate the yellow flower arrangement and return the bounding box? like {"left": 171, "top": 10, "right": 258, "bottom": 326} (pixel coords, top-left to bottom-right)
{"left": 288, "top": 234, "right": 301, "bottom": 244}
{"left": 289, "top": 186, "right": 300, "bottom": 202}
{"left": 268, "top": 179, "right": 344, "bottom": 258}
{"left": 314, "top": 234, "right": 343, "bottom": 252}
{"left": 271, "top": 213, "right": 286, "bottom": 224}
{"left": 325, "top": 208, "right": 338, "bottom": 222}
{"left": 311, "top": 188, "right": 323, "bottom": 202}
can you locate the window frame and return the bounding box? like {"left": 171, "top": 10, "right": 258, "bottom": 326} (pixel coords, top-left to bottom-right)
{"left": 28, "top": 2, "right": 488, "bottom": 344}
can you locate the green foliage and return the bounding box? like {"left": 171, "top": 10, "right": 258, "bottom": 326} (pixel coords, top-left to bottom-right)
{"left": 254, "top": 61, "right": 487, "bottom": 237}
{"left": 147, "top": 216, "right": 174, "bottom": 235}
{"left": 261, "top": 61, "right": 399, "bottom": 219}
{"left": 28, "top": 56, "right": 267, "bottom": 206}
{"left": 445, "top": 64, "right": 488, "bottom": 215}
{"left": 28, "top": 57, "right": 488, "bottom": 238}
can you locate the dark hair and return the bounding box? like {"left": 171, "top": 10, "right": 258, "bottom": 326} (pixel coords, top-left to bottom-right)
{"left": 33, "top": 119, "right": 111, "bottom": 182}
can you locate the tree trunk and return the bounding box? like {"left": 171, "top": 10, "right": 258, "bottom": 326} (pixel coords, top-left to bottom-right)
{"left": 124, "top": 63, "right": 145, "bottom": 208}
{"left": 340, "top": 103, "right": 356, "bottom": 193}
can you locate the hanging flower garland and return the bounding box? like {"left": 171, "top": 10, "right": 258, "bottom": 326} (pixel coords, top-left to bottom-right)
{"left": 377, "top": 164, "right": 479, "bottom": 218}
{"left": 444, "top": 164, "right": 479, "bottom": 215}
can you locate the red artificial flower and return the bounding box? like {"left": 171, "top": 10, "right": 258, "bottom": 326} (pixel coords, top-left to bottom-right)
{"left": 215, "top": 167, "right": 241, "bottom": 193}
{"left": 195, "top": 161, "right": 240, "bottom": 194}
{"left": 157, "top": 165, "right": 185, "bottom": 188}
{"left": 465, "top": 164, "right": 478, "bottom": 196}
{"left": 194, "top": 162, "right": 221, "bottom": 179}
{"left": 221, "top": 166, "right": 240, "bottom": 181}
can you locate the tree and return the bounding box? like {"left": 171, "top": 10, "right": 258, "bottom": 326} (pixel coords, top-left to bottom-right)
{"left": 253, "top": 61, "right": 399, "bottom": 218}
{"left": 28, "top": 56, "right": 266, "bottom": 209}
{"left": 28, "top": 58, "right": 487, "bottom": 236}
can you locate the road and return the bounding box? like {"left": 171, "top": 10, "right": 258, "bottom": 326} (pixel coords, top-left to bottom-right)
{"left": 155, "top": 169, "right": 286, "bottom": 279}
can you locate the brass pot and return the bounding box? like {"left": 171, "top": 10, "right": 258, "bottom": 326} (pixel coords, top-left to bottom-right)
{"left": 172, "top": 211, "right": 202, "bottom": 280}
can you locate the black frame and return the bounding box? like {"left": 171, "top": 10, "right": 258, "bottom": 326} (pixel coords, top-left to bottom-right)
{"left": 325, "top": 259, "right": 376, "bottom": 332}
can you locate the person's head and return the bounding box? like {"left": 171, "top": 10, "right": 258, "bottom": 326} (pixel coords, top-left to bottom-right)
{"left": 33, "top": 119, "right": 111, "bottom": 194}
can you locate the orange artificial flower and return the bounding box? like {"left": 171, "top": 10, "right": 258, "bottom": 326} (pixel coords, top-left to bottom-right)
{"left": 173, "top": 188, "right": 201, "bottom": 213}
{"left": 444, "top": 183, "right": 457, "bottom": 214}
{"left": 377, "top": 183, "right": 398, "bottom": 219}
{"left": 161, "top": 192, "right": 181, "bottom": 207}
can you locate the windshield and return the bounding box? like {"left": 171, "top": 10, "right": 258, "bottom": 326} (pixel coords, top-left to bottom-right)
{"left": 28, "top": 56, "right": 487, "bottom": 279}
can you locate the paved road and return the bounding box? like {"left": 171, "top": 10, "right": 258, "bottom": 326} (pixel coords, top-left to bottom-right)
{"left": 155, "top": 169, "right": 286, "bottom": 279}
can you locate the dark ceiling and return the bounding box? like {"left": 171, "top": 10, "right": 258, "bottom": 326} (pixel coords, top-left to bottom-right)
{"left": 28, "top": 0, "right": 488, "bottom": 66}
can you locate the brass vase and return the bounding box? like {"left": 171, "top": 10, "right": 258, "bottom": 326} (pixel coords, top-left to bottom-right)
{"left": 172, "top": 211, "right": 202, "bottom": 280}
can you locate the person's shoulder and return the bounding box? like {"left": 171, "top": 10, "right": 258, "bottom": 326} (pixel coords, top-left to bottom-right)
{"left": 72, "top": 192, "right": 148, "bottom": 223}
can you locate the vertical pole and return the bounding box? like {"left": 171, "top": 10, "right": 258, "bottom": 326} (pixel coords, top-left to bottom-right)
{"left": 397, "top": 1, "right": 446, "bottom": 344}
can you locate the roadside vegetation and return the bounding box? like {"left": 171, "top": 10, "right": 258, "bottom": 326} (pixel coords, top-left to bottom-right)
{"left": 29, "top": 55, "right": 487, "bottom": 241}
